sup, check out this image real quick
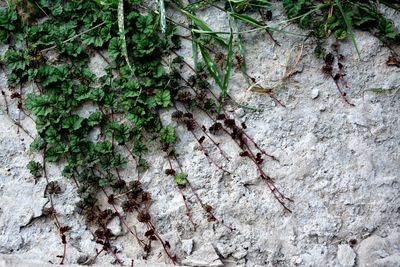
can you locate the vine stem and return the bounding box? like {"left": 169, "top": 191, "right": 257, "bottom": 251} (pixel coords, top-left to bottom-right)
{"left": 101, "top": 188, "right": 146, "bottom": 248}
{"left": 331, "top": 75, "right": 355, "bottom": 107}
{"left": 172, "top": 104, "right": 231, "bottom": 174}
{"left": 157, "top": 111, "right": 198, "bottom": 230}
{"left": 172, "top": 155, "right": 235, "bottom": 231}
{"left": 5, "top": 115, "right": 34, "bottom": 139}
{"left": 1, "top": 90, "right": 9, "bottom": 114}
{"left": 145, "top": 221, "right": 177, "bottom": 264}
{"left": 163, "top": 57, "right": 291, "bottom": 211}
{"left": 180, "top": 102, "right": 231, "bottom": 161}
{"left": 166, "top": 156, "right": 197, "bottom": 230}
{"left": 123, "top": 144, "right": 140, "bottom": 181}
{"left": 176, "top": 68, "right": 275, "bottom": 159}
{"left": 86, "top": 248, "right": 104, "bottom": 265}
{"left": 42, "top": 148, "right": 68, "bottom": 264}
{"left": 173, "top": 74, "right": 291, "bottom": 210}
{"left": 331, "top": 42, "right": 355, "bottom": 107}
{"left": 40, "top": 22, "right": 106, "bottom": 53}
{"left": 240, "top": 137, "right": 293, "bottom": 212}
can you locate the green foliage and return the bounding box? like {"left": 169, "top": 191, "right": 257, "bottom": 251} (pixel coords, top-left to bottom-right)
{"left": 108, "top": 37, "right": 123, "bottom": 59}
{"left": 62, "top": 115, "right": 85, "bottom": 131}
{"left": 137, "top": 157, "right": 150, "bottom": 171}
{"left": 45, "top": 144, "right": 67, "bottom": 162}
{"left": 106, "top": 122, "right": 130, "bottom": 145}
{"left": 160, "top": 125, "right": 176, "bottom": 143}
{"left": 2, "top": 0, "right": 398, "bottom": 261}
{"left": 0, "top": 6, "right": 23, "bottom": 43}
{"left": 27, "top": 161, "right": 43, "bottom": 179}
{"left": 87, "top": 112, "right": 103, "bottom": 127}
{"left": 4, "top": 49, "right": 30, "bottom": 70}
{"left": 30, "top": 137, "right": 45, "bottom": 151}
{"left": 155, "top": 90, "right": 171, "bottom": 107}
{"left": 96, "top": 141, "right": 113, "bottom": 154}
{"left": 282, "top": 0, "right": 398, "bottom": 44}
{"left": 173, "top": 172, "right": 188, "bottom": 186}
{"left": 24, "top": 94, "right": 55, "bottom": 117}
{"left": 99, "top": 174, "right": 115, "bottom": 187}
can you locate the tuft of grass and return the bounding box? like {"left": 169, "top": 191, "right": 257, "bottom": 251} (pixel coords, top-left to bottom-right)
{"left": 334, "top": 0, "right": 360, "bottom": 58}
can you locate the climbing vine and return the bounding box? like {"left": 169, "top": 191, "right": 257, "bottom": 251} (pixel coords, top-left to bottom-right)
{"left": 1, "top": 0, "right": 398, "bottom": 265}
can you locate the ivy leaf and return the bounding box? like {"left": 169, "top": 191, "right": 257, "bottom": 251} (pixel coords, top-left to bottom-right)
{"left": 27, "top": 161, "right": 43, "bottom": 179}
{"left": 378, "top": 17, "right": 396, "bottom": 40}
{"left": 47, "top": 181, "right": 61, "bottom": 195}
{"left": 81, "top": 26, "right": 110, "bottom": 47}
{"left": 335, "top": 29, "right": 347, "bottom": 40}
{"left": 137, "top": 157, "right": 150, "bottom": 171}
{"left": 146, "top": 95, "right": 157, "bottom": 109}
{"left": 111, "top": 154, "right": 127, "bottom": 169}
{"left": 155, "top": 90, "right": 170, "bottom": 108}
{"left": 173, "top": 172, "right": 188, "bottom": 186}
{"left": 132, "top": 141, "right": 147, "bottom": 156}
{"left": 99, "top": 174, "right": 115, "bottom": 187}
{"left": 106, "top": 122, "right": 130, "bottom": 145}
{"left": 87, "top": 112, "right": 103, "bottom": 127}
{"left": 126, "top": 107, "right": 146, "bottom": 126}
{"left": 25, "top": 94, "right": 54, "bottom": 116}
{"left": 160, "top": 125, "right": 175, "bottom": 143}
{"left": 101, "top": 93, "right": 115, "bottom": 109}
{"left": 62, "top": 115, "right": 85, "bottom": 131}
{"left": 35, "top": 117, "right": 51, "bottom": 133}
{"left": 81, "top": 31, "right": 103, "bottom": 47}
{"left": 0, "top": 7, "right": 18, "bottom": 42}
{"left": 283, "top": 0, "right": 307, "bottom": 18}
{"left": 45, "top": 144, "right": 67, "bottom": 162}
{"left": 78, "top": 88, "right": 105, "bottom": 101}
{"left": 112, "top": 179, "right": 127, "bottom": 193}
{"left": 38, "top": 65, "right": 69, "bottom": 87}
{"left": 4, "top": 49, "right": 30, "bottom": 70}
{"left": 30, "top": 137, "right": 45, "bottom": 151}
{"left": 108, "top": 37, "right": 123, "bottom": 59}
{"left": 44, "top": 126, "right": 60, "bottom": 144}
{"left": 96, "top": 140, "right": 113, "bottom": 154}
{"left": 124, "top": 80, "right": 140, "bottom": 92}
{"left": 62, "top": 42, "right": 82, "bottom": 57}
{"left": 62, "top": 164, "right": 73, "bottom": 178}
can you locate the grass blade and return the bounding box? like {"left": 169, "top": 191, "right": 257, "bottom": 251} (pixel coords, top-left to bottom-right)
{"left": 118, "top": 0, "right": 132, "bottom": 71}
{"left": 191, "top": 24, "right": 200, "bottom": 70}
{"left": 380, "top": 0, "right": 400, "bottom": 12}
{"left": 157, "top": 0, "right": 167, "bottom": 34}
{"left": 230, "top": 12, "right": 265, "bottom": 28}
{"left": 185, "top": 0, "right": 218, "bottom": 12}
{"left": 179, "top": 8, "right": 228, "bottom": 46}
{"left": 335, "top": 0, "right": 361, "bottom": 58}
{"left": 237, "top": 33, "right": 251, "bottom": 85}
{"left": 192, "top": 26, "right": 307, "bottom": 36}
{"left": 219, "top": 31, "right": 234, "bottom": 112}
{"left": 199, "top": 45, "right": 223, "bottom": 88}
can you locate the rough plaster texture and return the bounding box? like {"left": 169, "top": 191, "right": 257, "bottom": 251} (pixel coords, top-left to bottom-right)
{"left": 1, "top": 3, "right": 399, "bottom": 267}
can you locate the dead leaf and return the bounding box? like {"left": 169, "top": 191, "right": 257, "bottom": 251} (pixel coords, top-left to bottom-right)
{"left": 386, "top": 53, "right": 400, "bottom": 67}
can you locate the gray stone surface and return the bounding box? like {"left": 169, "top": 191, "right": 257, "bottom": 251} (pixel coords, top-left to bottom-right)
{"left": 337, "top": 244, "right": 355, "bottom": 267}
{"left": 357, "top": 233, "right": 400, "bottom": 267}
{"left": 1, "top": 3, "right": 400, "bottom": 267}
{"left": 181, "top": 243, "right": 223, "bottom": 267}
{"left": 0, "top": 254, "right": 175, "bottom": 267}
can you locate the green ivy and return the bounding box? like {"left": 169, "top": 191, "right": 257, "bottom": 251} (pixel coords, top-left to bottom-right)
{"left": 173, "top": 172, "right": 188, "bottom": 186}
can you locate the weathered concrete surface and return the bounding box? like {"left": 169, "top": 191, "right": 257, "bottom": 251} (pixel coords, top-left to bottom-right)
{"left": 1, "top": 3, "right": 399, "bottom": 267}
{"left": 0, "top": 254, "right": 176, "bottom": 267}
